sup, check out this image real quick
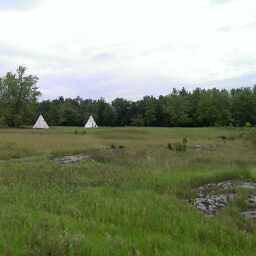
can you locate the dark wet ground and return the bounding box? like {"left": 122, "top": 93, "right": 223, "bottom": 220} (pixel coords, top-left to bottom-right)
{"left": 187, "top": 180, "right": 256, "bottom": 219}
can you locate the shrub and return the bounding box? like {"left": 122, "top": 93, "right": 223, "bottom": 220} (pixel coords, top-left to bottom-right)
{"left": 111, "top": 144, "right": 116, "bottom": 149}
{"left": 119, "top": 145, "right": 124, "bottom": 149}
{"left": 167, "top": 143, "right": 173, "bottom": 150}
{"left": 174, "top": 143, "right": 186, "bottom": 152}
{"left": 246, "top": 122, "right": 252, "bottom": 127}
{"left": 74, "top": 130, "right": 78, "bottom": 134}
{"left": 183, "top": 137, "right": 188, "bottom": 144}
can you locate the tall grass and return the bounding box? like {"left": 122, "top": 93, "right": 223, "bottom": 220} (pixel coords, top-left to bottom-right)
{"left": 0, "top": 127, "right": 256, "bottom": 255}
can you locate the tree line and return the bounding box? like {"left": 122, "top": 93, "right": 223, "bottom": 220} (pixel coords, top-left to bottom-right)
{"left": 1, "top": 66, "right": 256, "bottom": 127}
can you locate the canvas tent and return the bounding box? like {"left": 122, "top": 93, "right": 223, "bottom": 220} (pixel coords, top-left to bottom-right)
{"left": 85, "top": 115, "right": 98, "bottom": 128}
{"left": 33, "top": 115, "right": 49, "bottom": 129}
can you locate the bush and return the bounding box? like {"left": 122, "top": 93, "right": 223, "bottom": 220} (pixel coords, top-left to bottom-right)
{"left": 246, "top": 122, "right": 252, "bottom": 127}
{"left": 183, "top": 137, "right": 188, "bottom": 144}
{"left": 167, "top": 143, "right": 173, "bottom": 150}
{"left": 174, "top": 143, "right": 186, "bottom": 152}
{"left": 74, "top": 130, "right": 78, "bottom": 134}
{"left": 119, "top": 145, "right": 124, "bottom": 149}
{"left": 111, "top": 144, "right": 116, "bottom": 149}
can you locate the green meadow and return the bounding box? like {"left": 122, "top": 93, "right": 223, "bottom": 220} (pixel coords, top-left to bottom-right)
{"left": 0, "top": 126, "right": 256, "bottom": 255}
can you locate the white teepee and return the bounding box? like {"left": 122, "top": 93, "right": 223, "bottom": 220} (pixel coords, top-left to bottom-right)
{"left": 84, "top": 115, "right": 98, "bottom": 128}
{"left": 33, "top": 115, "right": 49, "bottom": 129}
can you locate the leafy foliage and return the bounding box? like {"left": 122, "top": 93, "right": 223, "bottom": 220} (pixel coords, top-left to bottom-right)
{"left": 0, "top": 66, "right": 41, "bottom": 127}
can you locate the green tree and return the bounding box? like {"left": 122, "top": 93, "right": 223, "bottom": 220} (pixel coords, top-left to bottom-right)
{"left": 157, "top": 95, "right": 171, "bottom": 127}
{"left": 197, "top": 89, "right": 232, "bottom": 126}
{"left": 112, "top": 98, "right": 131, "bottom": 126}
{"left": 231, "top": 87, "right": 256, "bottom": 126}
{"left": 187, "top": 88, "right": 201, "bottom": 127}
{"left": 166, "top": 89, "right": 190, "bottom": 127}
{"left": 0, "top": 66, "right": 41, "bottom": 127}
{"left": 144, "top": 96, "right": 157, "bottom": 126}
{"left": 102, "top": 104, "right": 117, "bottom": 126}
{"left": 59, "top": 101, "right": 80, "bottom": 126}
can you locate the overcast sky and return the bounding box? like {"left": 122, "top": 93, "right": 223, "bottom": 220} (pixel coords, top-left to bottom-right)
{"left": 0, "top": 0, "right": 256, "bottom": 101}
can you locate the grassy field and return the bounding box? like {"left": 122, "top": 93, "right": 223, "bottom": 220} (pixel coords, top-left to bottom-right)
{"left": 0, "top": 126, "right": 256, "bottom": 255}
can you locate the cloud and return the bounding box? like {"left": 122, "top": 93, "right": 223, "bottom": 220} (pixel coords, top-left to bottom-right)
{"left": 91, "top": 53, "right": 114, "bottom": 62}
{"left": 198, "top": 71, "right": 256, "bottom": 91}
{"left": 0, "top": 0, "right": 256, "bottom": 102}
{"left": 211, "top": 0, "right": 233, "bottom": 5}
{"left": 0, "top": 0, "right": 43, "bottom": 10}
{"left": 217, "top": 26, "right": 232, "bottom": 33}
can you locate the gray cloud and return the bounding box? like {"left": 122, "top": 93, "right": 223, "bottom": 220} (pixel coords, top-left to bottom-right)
{"left": 91, "top": 53, "right": 114, "bottom": 62}
{"left": 200, "top": 71, "right": 256, "bottom": 91}
{"left": 39, "top": 71, "right": 198, "bottom": 102}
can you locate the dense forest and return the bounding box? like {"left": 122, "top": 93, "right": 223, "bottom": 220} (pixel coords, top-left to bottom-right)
{"left": 1, "top": 67, "right": 256, "bottom": 127}
{"left": 34, "top": 86, "right": 256, "bottom": 127}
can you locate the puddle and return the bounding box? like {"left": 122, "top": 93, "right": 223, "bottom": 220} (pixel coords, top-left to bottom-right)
{"left": 188, "top": 180, "right": 256, "bottom": 218}
{"left": 54, "top": 148, "right": 118, "bottom": 164}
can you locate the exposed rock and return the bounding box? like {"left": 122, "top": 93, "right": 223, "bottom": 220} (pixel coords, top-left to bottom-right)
{"left": 54, "top": 148, "right": 119, "bottom": 164}
{"left": 241, "top": 182, "right": 256, "bottom": 189}
{"left": 54, "top": 154, "right": 89, "bottom": 164}
{"left": 193, "top": 144, "right": 213, "bottom": 150}
{"left": 188, "top": 180, "right": 256, "bottom": 219}
{"left": 242, "top": 193, "right": 256, "bottom": 219}
{"left": 242, "top": 210, "right": 256, "bottom": 219}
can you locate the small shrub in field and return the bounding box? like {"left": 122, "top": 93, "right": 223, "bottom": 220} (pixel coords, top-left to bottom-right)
{"left": 174, "top": 143, "right": 186, "bottom": 152}
{"left": 183, "top": 137, "right": 188, "bottom": 144}
{"left": 167, "top": 143, "right": 173, "bottom": 150}
{"left": 246, "top": 122, "right": 252, "bottom": 127}
{"left": 74, "top": 130, "right": 78, "bottom": 134}
{"left": 219, "top": 135, "right": 226, "bottom": 140}
{"left": 82, "top": 131, "right": 87, "bottom": 134}
{"left": 119, "top": 145, "right": 124, "bottom": 149}
{"left": 228, "top": 122, "right": 233, "bottom": 127}
{"left": 111, "top": 144, "right": 116, "bottom": 149}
